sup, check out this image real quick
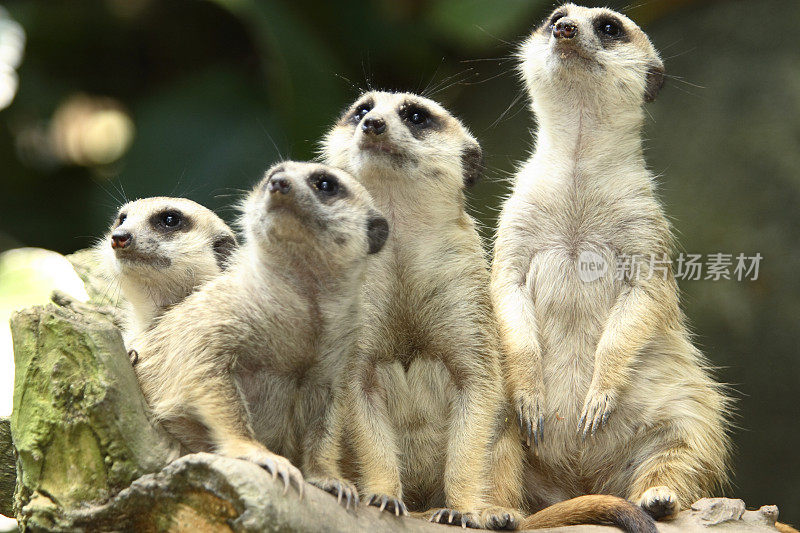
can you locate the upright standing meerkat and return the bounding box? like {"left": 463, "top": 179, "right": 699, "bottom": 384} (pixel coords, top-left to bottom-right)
{"left": 97, "top": 197, "right": 236, "bottom": 348}
{"left": 322, "top": 91, "right": 524, "bottom": 529}
{"left": 133, "top": 162, "right": 389, "bottom": 505}
{"left": 491, "top": 3, "right": 730, "bottom": 519}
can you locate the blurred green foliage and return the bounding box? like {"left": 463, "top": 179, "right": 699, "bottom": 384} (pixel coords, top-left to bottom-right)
{"left": 0, "top": 0, "right": 797, "bottom": 521}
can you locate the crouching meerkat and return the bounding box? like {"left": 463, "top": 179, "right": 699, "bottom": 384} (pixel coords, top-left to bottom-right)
{"left": 133, "top": 162, "right": 389, "bottom": 504}
{"left": 322, "top": 91, "right": 525, "bottom": 529}
{"left": 491, "top": 3, "right": 731, "bottom": 519}
{"left": 97, "top": 197, "right": 236, "bottom": 348}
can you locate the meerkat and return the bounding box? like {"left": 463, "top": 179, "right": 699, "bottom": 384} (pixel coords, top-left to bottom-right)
{"left": 321, "top": 91, "right": 525, "bottom": 529}
{"left": 491, "top": 3, "right": 731, "bottom": 520}
{"left": 97, "top": 197, "right": 236, "bottom": 349}
{"left": 132, "top": 162, "right": 389, "bottom": 506}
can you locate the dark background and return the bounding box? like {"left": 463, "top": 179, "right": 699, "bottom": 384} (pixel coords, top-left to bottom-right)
{"left": 0, "top": 0, "right": 797, "bottom": 520}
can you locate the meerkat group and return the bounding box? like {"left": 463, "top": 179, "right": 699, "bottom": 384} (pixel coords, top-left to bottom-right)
{"left": 93, "top": 4, "right": 749, "bottom": 532}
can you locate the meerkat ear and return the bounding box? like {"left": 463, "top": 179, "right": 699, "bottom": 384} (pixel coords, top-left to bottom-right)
{"left": 461, "top": 143, "right": 483, "bottom": 188}
{"left": 644, "top": 61, "right": 665, "bottom": 103}
{"left": 366, "top": 212, "right": 389, "bottom": 255}
{"left": 212, "top": 233, "right": 237, "bottom": 270}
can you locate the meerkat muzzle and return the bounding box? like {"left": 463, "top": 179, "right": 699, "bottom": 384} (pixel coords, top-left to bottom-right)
{"left": 267, "top": 175, "right": 292, "bottom": 195}
{"left": 553, "top": 19, "right": 577, "bottom": 39}
{"left": 361, "top": 117, "right": 386, "bottom": 136}
{"left": 111, "top": 230, "right": 132, "bottom": 249}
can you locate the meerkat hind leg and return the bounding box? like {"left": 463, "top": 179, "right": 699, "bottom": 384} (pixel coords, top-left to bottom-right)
{"left": 302, "top": 396, "right": 360, "bottom": 509}
{"left": 348, "top": 378, "right": 408, "bottom": 516}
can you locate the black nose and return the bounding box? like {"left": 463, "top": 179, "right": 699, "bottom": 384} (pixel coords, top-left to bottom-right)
{"left": 554, "top": 19, "right": 577, "bottom": 39}
{"left": 267, "top": 176, "right": 292, "bottom": 194}
{"left": 361, "top": 117, "right": 386, "bottom": 135}
{"left": 111, "top": 230, "right": 132, "bottom": 249}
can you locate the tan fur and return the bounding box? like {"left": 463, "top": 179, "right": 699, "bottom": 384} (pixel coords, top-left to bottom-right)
{"left": 133, "top": 162, "right": 387, "bottom": 504}
{"left": 491, "top": 4, "right": 731, "bottom": 519}
{"left": 97, "top": 197, "right": 236, "bottom": 348}
{"left": 521, "top": 495, "right": 656, "bottom": 532}
{"left": 321, "top": 91, "right": 524, "bottom": 529}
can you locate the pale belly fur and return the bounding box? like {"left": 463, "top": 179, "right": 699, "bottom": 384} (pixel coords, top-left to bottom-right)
{"left": 377, "top": 357, "right": 455, "bottom": 510}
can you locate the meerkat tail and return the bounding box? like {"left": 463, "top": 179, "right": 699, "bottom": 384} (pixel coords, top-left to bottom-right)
{"left": 776, "top": 522, "right": 800, "bottom": 533}
{"left": 521, "top": 495, "right": 658, "bottom": 533}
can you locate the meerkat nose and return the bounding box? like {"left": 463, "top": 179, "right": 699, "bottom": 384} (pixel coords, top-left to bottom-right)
{"left": 554, "top": 19, "right": 577, "bottom": 39}
{"left": 361, "top": 117, "right": 386, "bottom": 136}
{"left": 267, "top": 176, "right": 292, "bottom": 195}
{"left": 111, "top": 230, "right": 132, "bottom": 249}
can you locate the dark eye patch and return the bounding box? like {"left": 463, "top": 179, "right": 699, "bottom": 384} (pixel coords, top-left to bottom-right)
{"left": 308, "top": 171, "right": 347, "bottom": 198}
{"left": 398, "top": 102, "right": 441, "bottom": 139}
{"left": 349, "top": 99, "right": 374, "bottom": 124}
{"left": 548, "top": 9, "right": 567, "bottom": 28}
{"left": 399, "top": 104, "right": 430, "bottom": 127}
{"left": 594, "top": 15, "right": 629, "bottom": 43}
{"left": 115, "top": 212, "right": 127, "bottom": 227}
{"left": 150, "top": 209, "right": 191, "bottom": 234}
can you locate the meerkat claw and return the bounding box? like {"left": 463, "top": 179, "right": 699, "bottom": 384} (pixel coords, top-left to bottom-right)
{"left": 430, "top": 509, "right": 482, "bottom": 529}
{"left": 308, "top": 478, "right": 356, "bottom": 509}
{"left": 261, "top": 456, "right": 277, "bottom": 480}
{"left": 367, "top": 494, "right": 407, "bottom": 516}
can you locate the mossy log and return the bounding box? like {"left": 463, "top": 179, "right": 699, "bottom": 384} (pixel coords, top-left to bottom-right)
{"left": 8, "top": 300, "right": 179, "bottom": 529}
{"left": 0, "top": 417, "right": 14, "bottom": 517}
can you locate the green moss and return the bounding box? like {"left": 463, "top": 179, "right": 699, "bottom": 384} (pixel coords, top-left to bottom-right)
{"left": 9, "top": 302, "right": 177, "bottom": 527}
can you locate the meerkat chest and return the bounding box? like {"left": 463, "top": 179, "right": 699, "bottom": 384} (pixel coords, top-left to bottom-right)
{"left": 238, "top": 287, "right": 324, "bottom": 378}
{"left": 371, "top": 237, "right": 476, "bottom": 364}
{"left": 507, "top": 174, "right": 647, "bottom": 332}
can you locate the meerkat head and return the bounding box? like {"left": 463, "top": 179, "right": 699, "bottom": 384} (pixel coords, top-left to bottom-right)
{"left": 519, "top": 4, "right": 664, "bottom": 110}
{"left": 99, "top": 197, "right": 236, "bottom": 329}
{"left": 242, "top": 161, "right": 389, "bottom": 265}
{"left": 321, "top": 91, "right": 483, "bottom": 199}
{"left": 102, "top": 197, "right": 236, "bottom": 283}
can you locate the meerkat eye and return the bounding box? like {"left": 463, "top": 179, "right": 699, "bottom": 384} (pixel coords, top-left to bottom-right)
{"left": 401, "top": 105, "right": 430, "bottom": 127}
{"left": 311, "top": 173, "right": 340, "bottom": 196}
{"left": 352, "top": 103, "right": 373, "bottom": 123}
{"left": 159, "top": 210, "right": 182, "bottom": 228}
{"left": 596, "top": 19, "right": 622, "bottom": 38}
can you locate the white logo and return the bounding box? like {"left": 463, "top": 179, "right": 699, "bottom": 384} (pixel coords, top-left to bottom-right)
{"left": 577, "top": 251, "right": 608, "bottom": 282}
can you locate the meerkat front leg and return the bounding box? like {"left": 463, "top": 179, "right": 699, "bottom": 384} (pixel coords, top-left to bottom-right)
{"left": 347, "top": 362, "right": 408, "bottom": 516}
{"left": 578, "top": 272, "right": 672, "bottom": 439}
{"left": 491, "top": 247, "right": 546, "bottom": 447}
{"left": 187, "top": 373, "right": 305, "bottom": 496}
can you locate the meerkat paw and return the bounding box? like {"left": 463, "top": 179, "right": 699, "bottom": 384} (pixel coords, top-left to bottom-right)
{"left": 577, "top": 388, "right": 615, "bottom": 439}
{"left": 429, "top": 508, "right": 482, "bottom": 529}
{"left": 238, "top": 449, "right": 305, "bottom": 498}
{"left": 307, "top": 477, "right": 359, "bottom": 509}
{"left": 480, "top": 506, "right": 523, "bottom": 530}
{"left": 514, "top": 389, "right": 545, "bottom": 447}
{"left": 366, "top": 493, "right": 408, "bottom": 517}
{"left": 637, "top": 486, "right": 679, "bottom": 520}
